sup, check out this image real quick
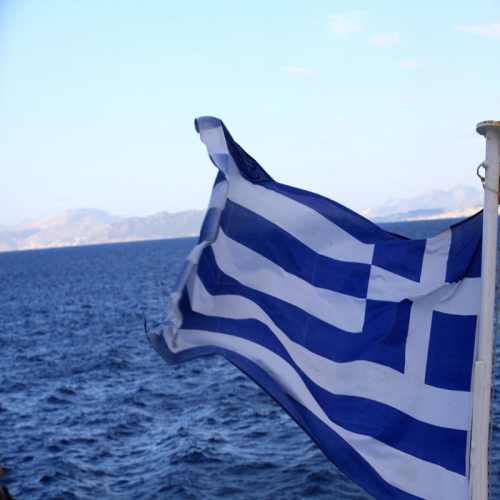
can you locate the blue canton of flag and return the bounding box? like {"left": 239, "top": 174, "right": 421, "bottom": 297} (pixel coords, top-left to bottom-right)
{"left": 149, "top": 117, "right": 483, "bottom": 500}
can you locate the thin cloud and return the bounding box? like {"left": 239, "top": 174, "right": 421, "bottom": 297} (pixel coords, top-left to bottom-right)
{"left": 455, "top": 23, "right": 500, "bottom": 39}
{"left": 330, "top": 13, "right": 362, "bottom": 36}
{"left": 370, "top": 32, "right": 399, "bottom": 46}
{"left": 280, "top": 67, "right": 316, "bottom": 76}
{"left": 397, "top": 59, "right": 422, "bottom": 68}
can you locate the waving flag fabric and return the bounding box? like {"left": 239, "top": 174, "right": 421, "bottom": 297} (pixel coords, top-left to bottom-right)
{"left": 149, "top": 117, "right": 482, "bottom": 500}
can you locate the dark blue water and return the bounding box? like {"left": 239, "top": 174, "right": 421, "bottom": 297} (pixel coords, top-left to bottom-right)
{"left": 1, "top": 219, "right": 499, "bottom": 499}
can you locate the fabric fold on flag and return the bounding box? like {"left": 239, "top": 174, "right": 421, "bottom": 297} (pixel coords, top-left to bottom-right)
{"left": 149, "top": 116, "right": 482, "bottom": 500}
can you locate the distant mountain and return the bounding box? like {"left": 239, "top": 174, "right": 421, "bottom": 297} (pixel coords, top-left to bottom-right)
{"left": 88, "top": 210, "right": 205, "bottom": 244}
{"left": 0, "top": 209, "right": 205, "bottom": 252}
{"left": 361, "top": 185, "right": 483, "bottom": 222}
{"left": 0, "top": 185, "right": 485, "bottom": 252}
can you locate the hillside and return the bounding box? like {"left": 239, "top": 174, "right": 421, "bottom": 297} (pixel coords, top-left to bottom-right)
{"left": 0, "top": 209, "right": 205, "bottom": 252}
{"left": 360, "top": 185, "right": 482, "bottom": 222}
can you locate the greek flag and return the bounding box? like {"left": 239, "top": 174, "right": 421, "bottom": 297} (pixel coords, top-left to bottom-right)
{"left": 149, "top": 117, "right": 482, "bottom": 500}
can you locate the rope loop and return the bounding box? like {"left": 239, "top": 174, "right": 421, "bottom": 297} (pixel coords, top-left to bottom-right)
{"left": 477, "top": 161, "right": 487, "bottom": 186}
{"left": 477, "top": 161, "right": 500, "bottom": 198}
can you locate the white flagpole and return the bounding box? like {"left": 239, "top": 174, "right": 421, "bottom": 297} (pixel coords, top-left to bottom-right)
{"left": 471, "top": 121, "right": 500, "bottom": 499}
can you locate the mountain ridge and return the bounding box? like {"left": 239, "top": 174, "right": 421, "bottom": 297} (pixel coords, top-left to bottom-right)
{"left": 0, "top": 209, "right": 205, "bottom": 252}
{"left": 360, "top": 185, "right": 483, "bottom": 222}
{"left": 0, "top": 185, "right": 485, "bottom": 252}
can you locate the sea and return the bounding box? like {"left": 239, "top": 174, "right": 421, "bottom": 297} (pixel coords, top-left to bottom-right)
{"left": 1, "top": 218, "right": 499, "bottom": 499}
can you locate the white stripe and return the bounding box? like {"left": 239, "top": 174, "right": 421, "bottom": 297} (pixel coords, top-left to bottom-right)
{"left": 404, "top": 296, "right": 435, "bottom": 381}
{"left": 211, "top": 228, "right": 366, "bottom": 333}
{"left": 367, "top": 266, "right": 421, "bottom": 302}
{"left": 166, "top": 327, "right": 468, "bottom": 500}
{"left": 186, "top": 275, "right": 470, "bottom": 430}
{"left": 367, "top": 267, "right": 450, "bottom": 302}
{"left": 226, "top": 169, "right": 375, "bottom": 265}
{"left": 434, "top": 278, "right": 481, "bottom": 316}
{"left": 420, "top": 228, "right": 452, "bottom": 284}
{"left": 401, "top": 231, "right": 452, "bottom": 381}
{"left": 199, "top": 125, "right": 229, "bottom": 158}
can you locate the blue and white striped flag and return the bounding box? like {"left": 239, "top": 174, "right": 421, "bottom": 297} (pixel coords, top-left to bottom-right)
{"left": 149, "top": 117, "right": 482, "bottom": 500}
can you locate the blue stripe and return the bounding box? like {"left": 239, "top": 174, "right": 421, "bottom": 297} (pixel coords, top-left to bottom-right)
{"left": 446, "top": 210, "right": 482, "bottom": 281}
{"left": 425, "top": 311, "right": 477, "bottom": 391}
{"left": 198, "top": 246, "right": 409, "bottom": 371}
{"left": 213, "top": 169, "right": 226, "bottom": 187}
{"left": 305, "top": 378, "right": 467, "bottom": 476}
{"left": 259, "top": 180, "right": 400, "bottom": 244}
{"left": 220, "top": 199, "right": 371, "bottom": 298}
{"left": 373, "top": 238, "right": 426, "bottom": 282}
{"left": 178, "top": 307, "right": 466, "bottom": 475}
{"left": 221, "top": 122, "right": 273, "bottom": 182}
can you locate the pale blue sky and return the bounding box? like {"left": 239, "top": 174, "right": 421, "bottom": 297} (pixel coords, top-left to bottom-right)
{"left": 1, "top": 1, "right": 499, "bottom": 225}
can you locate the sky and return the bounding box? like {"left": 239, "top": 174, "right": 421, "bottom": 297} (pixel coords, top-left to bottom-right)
{"left": 0, "top": 1, "right": 499, "bottom": 226}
